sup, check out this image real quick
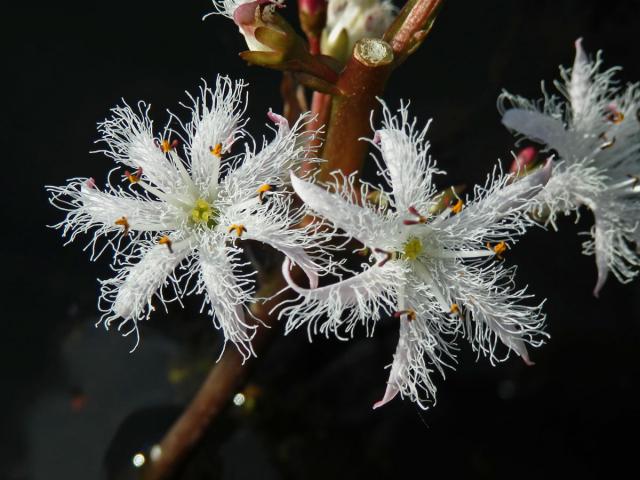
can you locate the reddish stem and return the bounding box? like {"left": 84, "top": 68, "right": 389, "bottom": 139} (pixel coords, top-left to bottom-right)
{"left": 142, "top": 275, "right": 288, "bottom": 480}
{"left": 385, "top": 0, "right": 443, "bottom": 57}
{"left": 318, "top": 39, "right": 395, "bottom": 180}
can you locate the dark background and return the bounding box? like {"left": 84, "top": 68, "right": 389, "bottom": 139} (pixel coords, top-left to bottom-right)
{"left": 4, "top": 1, "right": 640, "bottom": 479}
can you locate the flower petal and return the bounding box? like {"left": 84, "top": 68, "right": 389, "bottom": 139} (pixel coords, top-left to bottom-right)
{"left": 374, "top": 101, "right": 440, "bottom": 213}
{"left": 592, "top": 216, "right": 610, "bottom": 297}
{"left": 483, "top": 158, "right": 553, "bottom": 215}
{"left": 569, "top": 37, "right": 592, "bottom": 125}
{"left": 501, "top": 108, "right": 569, "bottom": 151}
{"left": 97, "top": 102, "right": 181, "bottom": 190}
{"left": 447, "top": 263, "right": 547, "bottom": 366}
{"left": 47, "top": 179, "right": 174, "bottom": 257}
{"left": 197, "top": 244, "right": 256, "bottom": 359}
{"left": 179, "top": 76, "right": 248, "bottom": 194}
{"left": 290, "top": 172, "right": 391, "bottom": 247}
{"left": 221, "top": 112, "right": 317, "bottom": 203}
{"left": 99, "top": 241, "right": 190, "bottom": 349}
{"left": 280, "top": 257, "right": 402, "bottom": 340}
{"left": 374, "top": 287, "right": 452, "bottom": 410}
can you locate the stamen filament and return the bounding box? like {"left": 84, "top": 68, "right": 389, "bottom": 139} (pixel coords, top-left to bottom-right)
{"left": 599, "top": 132, "right": 616, "bottom": 149}
{"left": 404, "top": 205, "right": 427, "bottom": 225}
{"left": 374, "top": 247, "right": 396, "bottom": 266}
{"left": 393, "top": 309, "right": 416, "bottom": 321}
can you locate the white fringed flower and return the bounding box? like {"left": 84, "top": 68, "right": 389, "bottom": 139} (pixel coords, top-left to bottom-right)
{"left": 280, "top": 102, "right": 551, "bottom": 409}
{"left": 500, "top": 38, "right": 640, "bottom": 296}
{"left": 48, "top": 75, "right": 326, "bottom": 357}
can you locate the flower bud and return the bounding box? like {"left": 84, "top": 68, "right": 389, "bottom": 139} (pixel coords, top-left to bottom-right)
{"left": 299, "top": 0, "right": 326, "bottom": 16}
{"left": 233, "top": 1, "right": 286, "bottom": 52}
{"left": 509, "top": 146, "right": 539, "bottom": 176}
{"left": 320, "top": 0, "right": 395, "bottom": 64}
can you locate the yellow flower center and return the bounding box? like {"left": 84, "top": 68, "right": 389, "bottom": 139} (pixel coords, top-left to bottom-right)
{"left": 402, "top": 236, "right": 423, "bottom": 261}
{"left": 190, "top": 198, "right": 217, "bottom": 227}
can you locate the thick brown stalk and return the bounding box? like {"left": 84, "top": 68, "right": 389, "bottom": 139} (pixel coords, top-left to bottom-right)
{"left": 309, "top": 90, "right": 331, "bottom": 132}
{"left": 318, "top": 38, "right": 395, "bottom": 180}
{"left": 142, "top": 274, "right": 288, "bottom": 480}
{"left": 297, "top": 0, "right": 330, "bottom": 158}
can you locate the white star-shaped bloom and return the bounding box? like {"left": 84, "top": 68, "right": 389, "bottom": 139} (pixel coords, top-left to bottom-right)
{"left": 48, "top": 75, "right": 326, "bottom": 357}
{"left": 500, "top": 38, "right": 640, "bottom": 296}
{"left": 280, "top": 101, "right": 552, "bottom": 409}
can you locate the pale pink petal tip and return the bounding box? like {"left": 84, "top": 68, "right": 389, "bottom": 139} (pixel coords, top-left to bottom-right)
{"left": 233, "top": 1, "right": 259, "bottom": 26}
{"left": 267, "top": 108, "right": 289, "bottom": 128}
{"left": 593, "top": 252, "right": 609, "bottom": 298}
{"left": 593, "top": 279, "right": 605, "bottom": 299}
{"left": 372, "top": 385, "right": 399, "bottom": 410}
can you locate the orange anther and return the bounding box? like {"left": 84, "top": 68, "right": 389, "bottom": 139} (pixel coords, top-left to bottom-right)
{"left": 257, "top": 184, "right": 273, "bottom": 203}
{"left": 606, "top": 110, "right": 624, "bottom": 124}
{"left": 123, "top": 167, "right": 143, "bottom": 184}
{"left": 450, "top": 303, "right": 460, "bottom": 315}
{"left": 487, "top": 241, "right": 508, "bottom": 259}
{"left": 158, "top": 235, "right": 173, "bottom": 253}
{"left": 451, "top": 199, "right": 464, "bottom": 214}
{"left": 115, "top": 216, "right": 130, "bottom": 236}
{"left": 160, "top": 139, "right": 179, "bottom": 153}
{"left": 210, "top": 143, "right": 223, "bottom": 157}
{"left": 228, "top": 224, "right": 247, "bottom": 237}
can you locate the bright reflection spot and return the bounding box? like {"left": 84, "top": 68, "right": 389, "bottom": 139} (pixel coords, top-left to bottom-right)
{"left": 150, "top": 444, "right": 162, "bottom": 461}
{"left": 132, "top": 453, "right": 146, "bottom": 468}
{"left": 233, "top": 393, "right": 245, "bottom": 406}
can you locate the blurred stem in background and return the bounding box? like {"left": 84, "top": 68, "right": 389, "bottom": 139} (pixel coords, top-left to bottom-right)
{"left": 142, "top": 1, "right": 443, "bottom": 477}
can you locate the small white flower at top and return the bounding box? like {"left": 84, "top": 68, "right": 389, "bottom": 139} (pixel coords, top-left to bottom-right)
{"left": 280, "top": 101, "right": 552, "bottom": 409}
{"left": 500, "top": 38, "right": 640, "bottom": 296}
{"left": 48, "top": 75, "right": 326, "bottom": 357}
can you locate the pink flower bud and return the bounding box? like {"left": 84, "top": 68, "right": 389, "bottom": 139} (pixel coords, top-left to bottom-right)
{"left": 298, "top": 0, "right": 326, "bottom": 16}
{"left": 509, "top": 146, "right": 538, "bottom": 174}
